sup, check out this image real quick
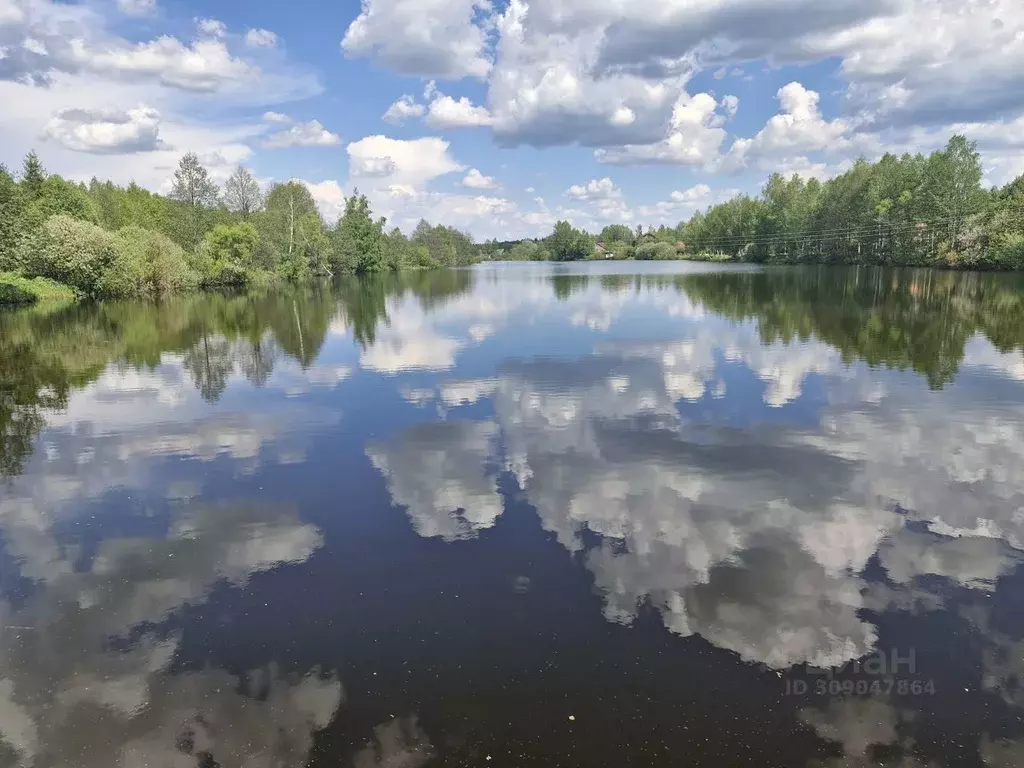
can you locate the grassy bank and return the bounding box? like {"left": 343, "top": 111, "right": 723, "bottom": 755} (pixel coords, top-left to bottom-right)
{"left": 0, "top": 273, "right": 77, "bottom": 305}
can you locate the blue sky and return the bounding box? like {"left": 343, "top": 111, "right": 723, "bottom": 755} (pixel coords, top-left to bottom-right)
{"left": 2, "top": 0, "right": 1023, "bottom": 239}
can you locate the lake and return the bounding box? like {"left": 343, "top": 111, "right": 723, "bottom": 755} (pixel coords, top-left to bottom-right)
{"left": 2, "top": 261, "right": 1024, "bottom": 767}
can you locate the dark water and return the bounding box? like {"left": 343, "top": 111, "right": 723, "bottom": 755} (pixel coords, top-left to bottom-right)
{"left": 2, "top": 262, "right": 1024, "bottom": 767}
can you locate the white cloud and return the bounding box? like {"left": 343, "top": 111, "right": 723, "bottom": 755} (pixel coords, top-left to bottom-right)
{"left": 298, "top": 179, "right": 345, "bottom": 224}
{"left": 382, "top": 94, "right": 425, "bottom": 124}
{"left": 263, "top": 110, "right": 292, "bottom": 124}
{"left": 637, "top": 183, "right": 733, "bottom": 223}
{"left": 341, "top": 0, "right": 493, "bottom": 80}
{"left": 486, "top": 0, "right": 684, "bottom": 148}
{"left": 425, "top": 92, "right": 494, "bottom": 128}
{"left": 69, "top": 35, "right": 254, "bottom": 92}
{"left": 347, "top": 135, "right": 464, "bottom": 189}
{"left": 245, "top": 28, "right": 278, "bottom": 48}
{"left": 563, "top": 176, "right": 633, "bottom": 223}
{"left": 566, "top": 177, "right": 622, "bottom": 201}
{"left": 0, "top": 73, "right": 263, "bottom": 191}
{"left": 264, "top": 119, "right": 341, "bottom": 149}
{"left": 594, "top": 92, "right": 729, "bottom": 166}
{"left": 195, "top": 17, "right": 227, "bottom": 39}
{"left": 462, "top": 168, "right": 498, "bottom": 189}
{"left": 721, "top": 82, "right": 853, "bottom": 172}
{"left": 43, "top": 105, "right": 164, "bottom": 154}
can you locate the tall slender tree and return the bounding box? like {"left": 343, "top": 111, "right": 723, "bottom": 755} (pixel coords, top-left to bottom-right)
{"left": 20, "top": 151, "right": 46, "bottom": 200}
{"left": 169, "top": 152, "right": 219, "bottom": 248}
{"left": 223, "top": 166, "right": 263, "bottom": 220}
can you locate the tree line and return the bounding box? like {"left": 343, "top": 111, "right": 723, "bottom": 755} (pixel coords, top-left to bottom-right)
{"left": 479, "top": 136, "right": 1024, "bottom": 269}
{"left": 0, "top": 151, "right": 479, "bottom": 303}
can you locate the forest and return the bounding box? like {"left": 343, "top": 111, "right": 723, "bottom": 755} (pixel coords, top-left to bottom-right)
{"left": 481, "top": 136, "right": 1024, "bottom": 270}
{"left": 2, "top": 134, "right": 1024, "bottom": 306}
{"left": 0, "top": 151, "right": 478, "bottom": 304}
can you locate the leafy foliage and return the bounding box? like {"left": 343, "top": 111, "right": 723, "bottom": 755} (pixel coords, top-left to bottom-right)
{"left": 0, "top": 150, "right": 485, "bottom": 305}
{"left": 548, "top": 220, "right": 594, "bottom": 261}
{"left": 635, "top": 242, "right": 676, "bottom": 260}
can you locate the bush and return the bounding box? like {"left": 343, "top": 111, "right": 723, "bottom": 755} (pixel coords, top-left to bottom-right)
{"left": 988, "top": 233, "right": 1024, "bottom": 270}
{"left": 22, "top": 215, "right": 119, "bottom": 295}
{"left": 401, "top": 243, "right": 441, "bottom": 269}
{"left": 635, "top": 241, "right": 677, "bottom": 260}
{"left": 94, "top": 226, "right": 196, "bottom": 298}
{"left": 111, "top": 226, "right": 196, "bottom": 296}
{"left": 195, "top": 223, "right": 260, "bottom": 286}
{"left": 684, "top": 251, "right": 734, "bottom": 262}
{"left": 0, "top": 273, "right": 77, "bottom": 305}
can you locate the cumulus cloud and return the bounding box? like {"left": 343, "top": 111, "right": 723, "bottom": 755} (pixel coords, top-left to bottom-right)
{"left": 43, "top": 105, "right": 164, "bottom": 154}
{"left": 637, "top": 183, "right": 716, "bottom": 221}
{"left": 68, "top": 35, "right": 254, "bottom": 92}
{"left": 245, "top": 28, "right": 278, "bottom": 48}
{"left": 347, "top": 135, "right": 464, "bottom": 189}
{"left": 486, "top": 0, "right": 684, "bottom": 149}
{"left": 566, "top": 177, "right": 622, "bottom": 202}
{"left": 721, "top": 82, "right": 853, "bottom": 172}
{"left": 462, "top": 168, "right": 498, "bottom": 189}
{"left": 263, "top": 110, "right": 291, "bottom": 124}
{"left": 341, "top": 0, "right": 493, "bottom": 80}
{"left": 595, "top": 92, "right": 730, "bottom": 165}
{"left": 302, "top": 179, "right": 348, "bottom": 223}
{"left": 425, "top": 92, "right": 494, "bottom": 128}
{"left": 263, "top": 119, "right": 341, "bottom": 148}
{"left": 196, "top": 17, "right": 227, "bottom": 38}
{"left": 562, "top": 176, "right": 633, "bottom": 223}
{"left": 382, "top": 94, "right": 425, "bottom": 124}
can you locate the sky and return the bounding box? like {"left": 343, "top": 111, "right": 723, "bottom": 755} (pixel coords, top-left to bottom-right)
{"left": 2, "top": 0, "right": 1024, "bottom": 240}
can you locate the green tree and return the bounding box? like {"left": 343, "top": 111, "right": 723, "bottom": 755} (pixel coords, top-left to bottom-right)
{"left": 20, "top": 151, "right": 46, "bottom": 200}
{"left": 547, "top": 220, "right": 593, "bottom": 261}
{"left": 0, "top": 165, "right": 24, "bottom": 271}
{"left": 169, "top": 152, "right": 219, "bottom": 248}
{"left": 922, "top": 135, "right": 986, "bottom": 244}
{"left": 599, "top": 224, "right": 633, "bottom": 243}
{"left": 200, "top": 223, "right": 260, "bottom": 286}
{"left": 259, "top": 181, "right": 323, "bottom": 273}
{"left": 333, "top": 191, "right": 386, "bottom": 273}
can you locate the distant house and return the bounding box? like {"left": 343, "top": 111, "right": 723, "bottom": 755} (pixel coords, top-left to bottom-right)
{"left": 595, "top": 241, "right": 614, "bottom": 259}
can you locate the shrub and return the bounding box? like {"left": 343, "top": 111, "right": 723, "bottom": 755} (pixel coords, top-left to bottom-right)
{"left": 22, "top": 215, "right": 119, "bottom": 295}
{"left": 196, "top": 223, "right": 260, "bottom": 286}
{"left": 685, "top": 251, "right": 734, "bottom": 262}
{"left": 207, "top": 223, "right": 259, "bottom": 268}
{"left": 635, "top": 241, "right": 677, "bottom": 260}
{"left": 988, "top": 233, "right": 1024, "bottom": 270}
{"left": 402, "top": 243, "right": 441, "bottom": 269}
{"left": 0, "top": 273, "right": 77, "bottom": 305}
{"left": 111, "top": 226, "right": 196, "bottom": 296}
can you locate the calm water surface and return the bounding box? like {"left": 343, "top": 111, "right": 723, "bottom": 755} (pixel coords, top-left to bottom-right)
{"left": 2, "top": 262, "right": 1024, "bottom": 767}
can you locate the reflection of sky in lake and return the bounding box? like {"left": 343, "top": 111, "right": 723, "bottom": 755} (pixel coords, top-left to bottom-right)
{"left": 2, "top": 263, "right": 1024, "bottom": 766}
